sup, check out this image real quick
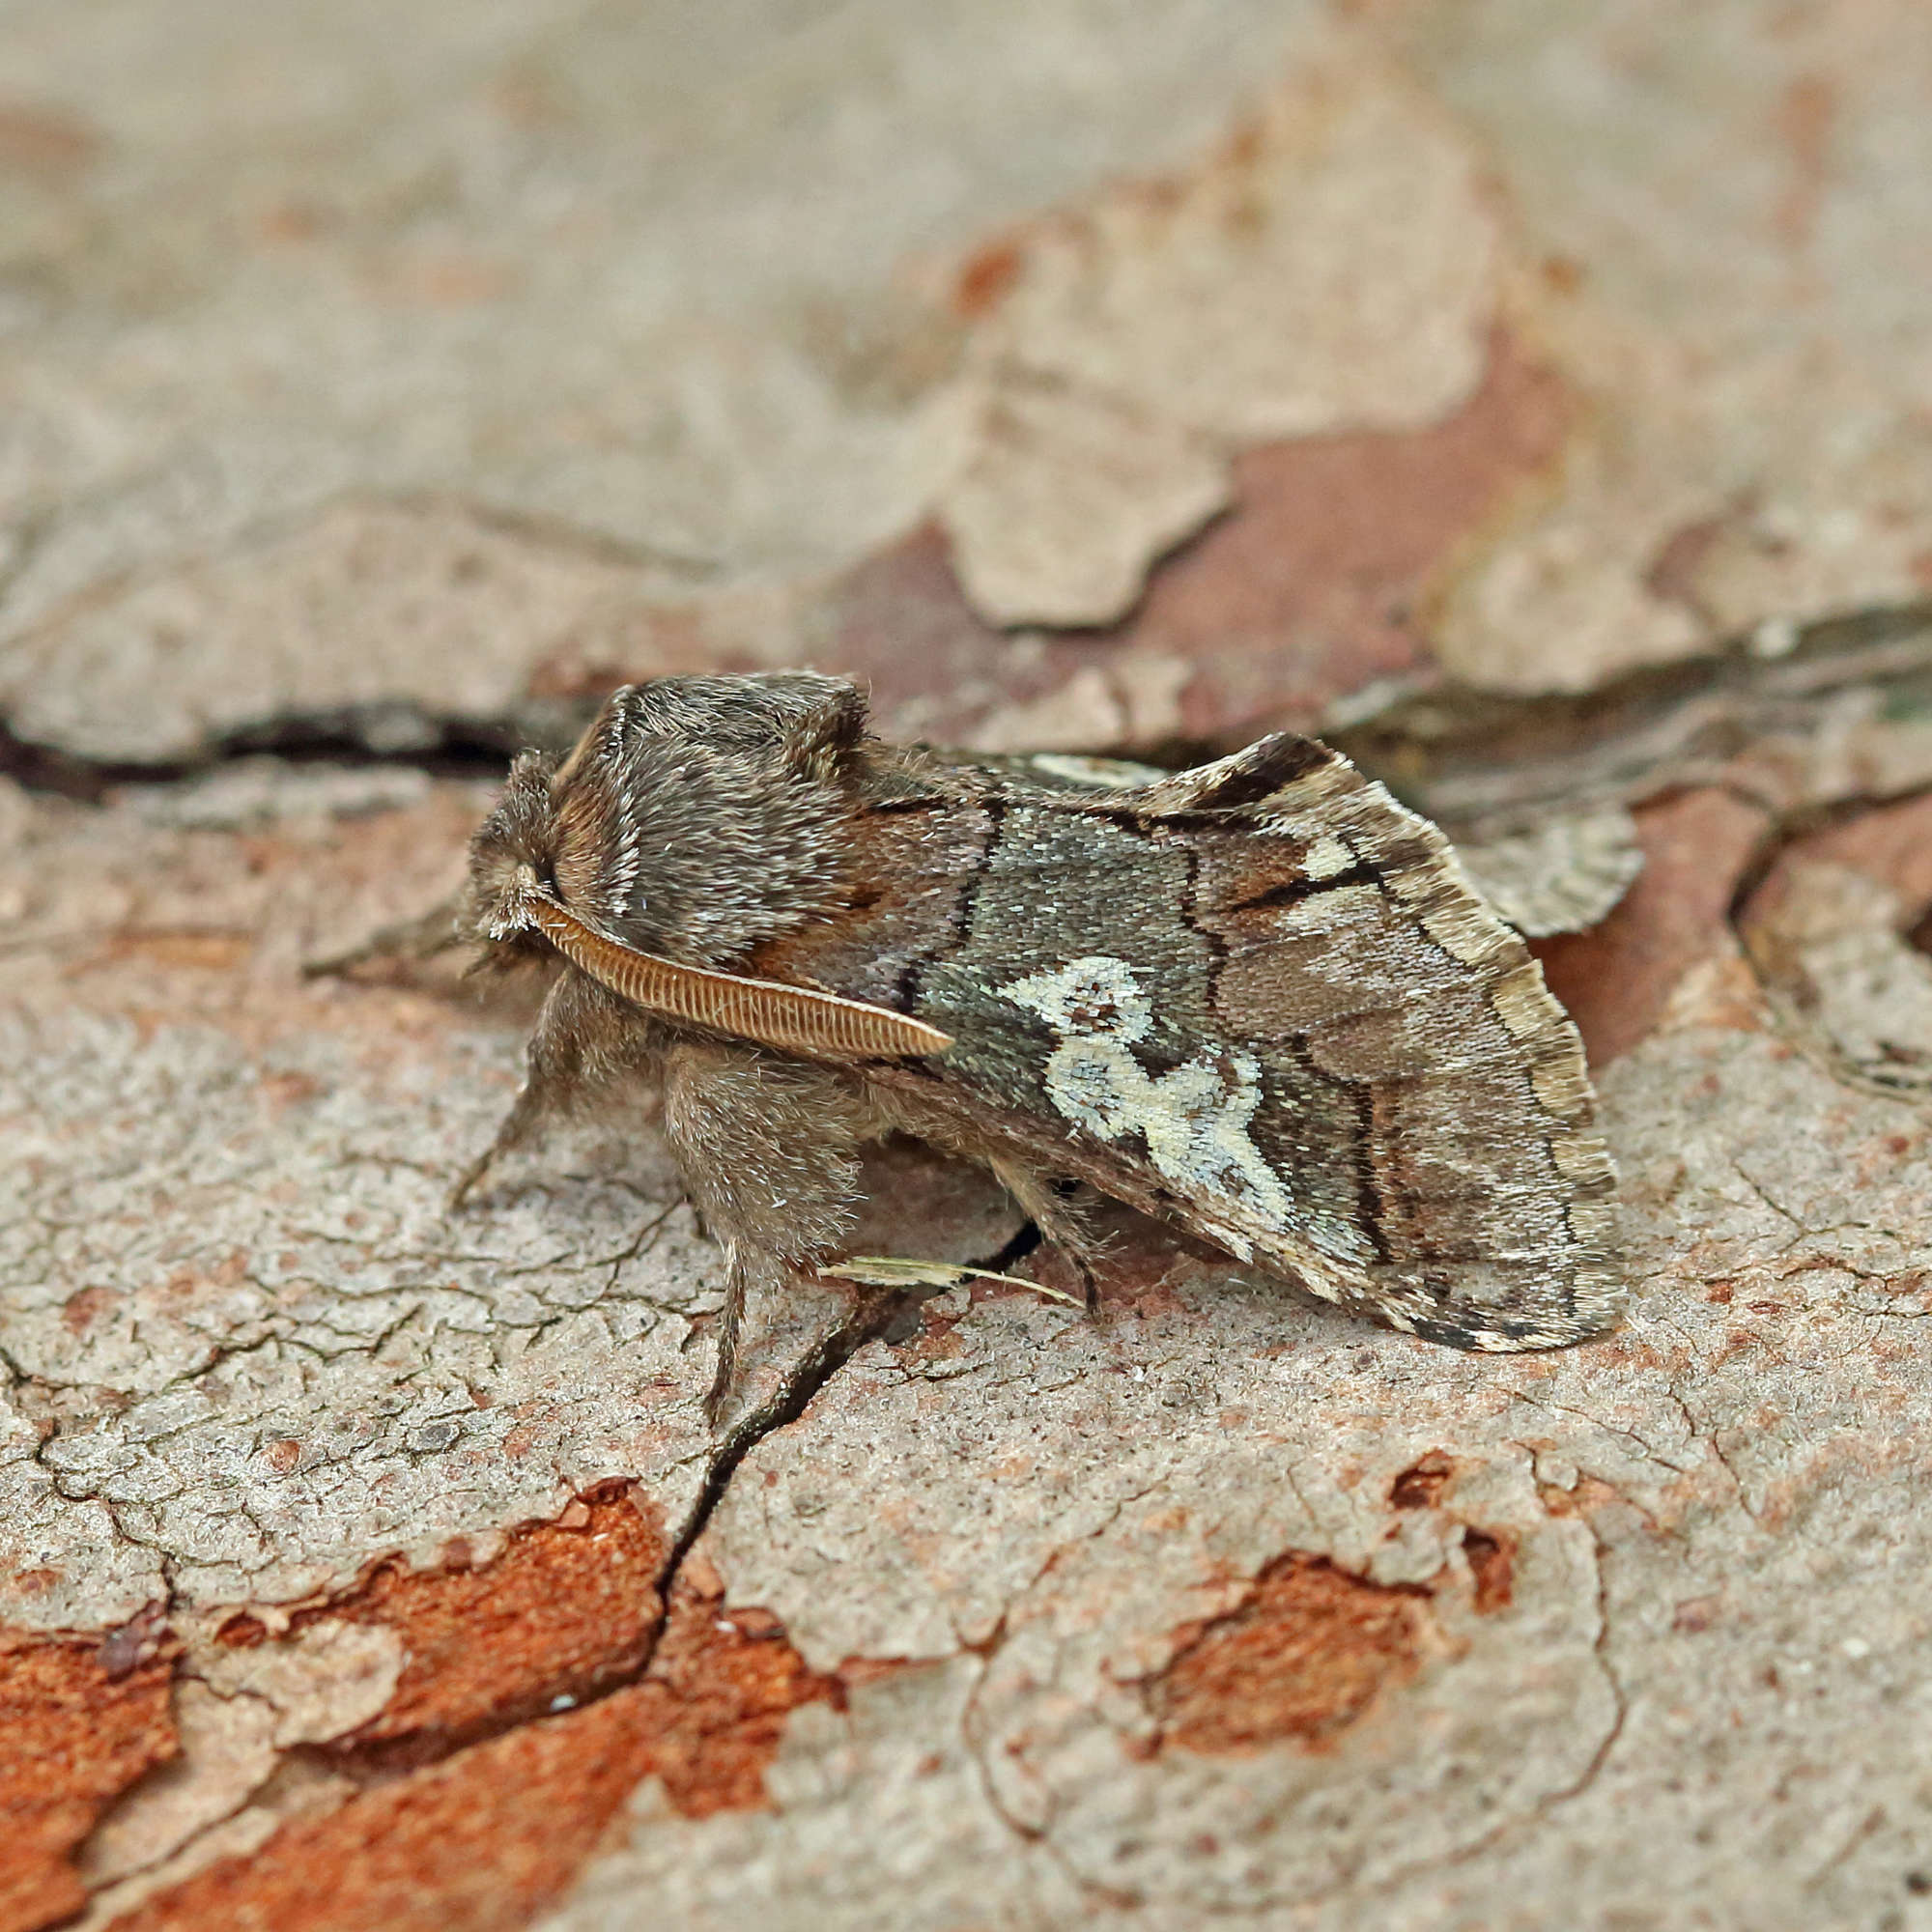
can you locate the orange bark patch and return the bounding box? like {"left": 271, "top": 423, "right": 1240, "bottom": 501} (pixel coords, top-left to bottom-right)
{"left": 623, "top": 1573, "right": 842, "bottom": 1818}
{"left": 1537, "top": 1474, "right": 1631, "bottom": 1520}
{"left": 114, "top": 1576, "right": 836, "bottom": 1932}
{"left": 105, "top": 1693, "right": 656, "bottom": 1932}
{"left": 1461, "top": 1530, "right": 1515, "bottom": 1615}
{"left": 952, "top": 238, "right": 1026, "bottom": 319}
{"left": 0, "top": 1625, "right": 178, "bottom": 1932}
{"left": 296, "top": 1483, "right": 668, "bottom": 1768}
{"left": 1387, "top": 1451, "right": 1454, "bottom": 1509}
{"left": 1149, "top": 1555, "right": 1430, "bottom": 1755}
{"left": 1534, "top": 787, "right": 1772, "bottom": 1066}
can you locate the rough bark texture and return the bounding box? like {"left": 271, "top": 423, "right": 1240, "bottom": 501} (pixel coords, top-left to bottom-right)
{"left": 5, "top": 4, "right": 1932, "bottom": 1929}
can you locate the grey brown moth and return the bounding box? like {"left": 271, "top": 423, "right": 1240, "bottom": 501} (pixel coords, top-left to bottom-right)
{"left": 452, "top": 671, "right": 1621, "bottom": 1414}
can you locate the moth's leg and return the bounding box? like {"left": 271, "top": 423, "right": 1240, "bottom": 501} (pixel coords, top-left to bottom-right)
{"left": 304, "top": 895, "right": 466, "bottom": 980}
{"left": 863, "top": 1082, "right": 1108, "bottom": 1310}
{"left": 448, "top": 970, "right": 663, "bottom": 1210}
{"left": 658, "top": 1040, "right": 871, "bottom": 1419}
{"left": 986, "top": 1156, "right": 1105, "bottom": 1310}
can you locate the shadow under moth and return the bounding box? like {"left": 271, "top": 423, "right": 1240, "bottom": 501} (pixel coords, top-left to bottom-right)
{"left": 447, "top": 671, "right": 1622, "bottom": 1415}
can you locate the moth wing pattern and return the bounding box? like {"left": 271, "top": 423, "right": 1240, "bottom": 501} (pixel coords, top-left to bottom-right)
{"left": 754, "top": 728, "right": 1621, "bottom": 1350}
{"left": 963, "top": 749, "right": 1644, "bottom": 940}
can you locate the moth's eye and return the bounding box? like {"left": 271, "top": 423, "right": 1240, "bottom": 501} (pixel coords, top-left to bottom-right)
{"left": 535, "top": 856, "right": 560, "bottom": 897}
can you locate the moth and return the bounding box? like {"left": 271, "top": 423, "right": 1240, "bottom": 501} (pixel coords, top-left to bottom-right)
{"left": 451, "top": 671, "right": 1621, "bottom": 1414}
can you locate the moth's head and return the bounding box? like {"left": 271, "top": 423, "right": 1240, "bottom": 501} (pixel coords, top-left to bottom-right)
{"left": 459, "top": 749, "right": 564, "bottom": 961}
{"left": 462, "top": 672, "right": 867, "bottom": 970}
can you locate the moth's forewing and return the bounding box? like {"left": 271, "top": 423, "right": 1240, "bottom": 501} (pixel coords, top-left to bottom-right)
{"left": 753, "top": 735, "right": 1620, "bottom": 1350}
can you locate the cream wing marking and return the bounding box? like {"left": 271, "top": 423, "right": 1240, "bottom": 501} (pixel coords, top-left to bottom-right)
{"left": 999, "top": 955, "right": 1324, "bottom": 1256}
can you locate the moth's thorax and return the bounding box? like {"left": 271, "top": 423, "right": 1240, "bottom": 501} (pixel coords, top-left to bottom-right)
{"left": 468, "top": 675, "right": 867, "bottom": 971}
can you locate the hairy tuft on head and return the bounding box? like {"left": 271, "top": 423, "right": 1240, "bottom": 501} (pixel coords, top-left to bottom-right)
{"left": 460, "top": 749, "right": 561, "bottom": 951}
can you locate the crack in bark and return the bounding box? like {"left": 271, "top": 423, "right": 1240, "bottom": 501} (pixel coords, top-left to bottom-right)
{"left": 7, "top": 597, "right": 1930, "bottom": 819}
{"left": 948, "top": 1474, "right": 1179, "bottom": 1912}
{"left": 1506, "top": 1388, "right": 1699, "bottom": 1478}
{"left": 1661, "top": 1386, "right": 1764, "bottom": 1528}
{"left": 1448, "top": 1514, "right": 1629, "bottom": 1848}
